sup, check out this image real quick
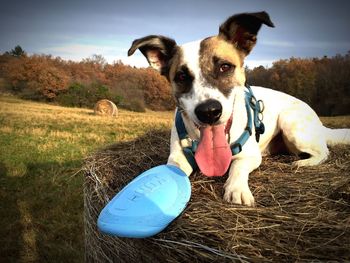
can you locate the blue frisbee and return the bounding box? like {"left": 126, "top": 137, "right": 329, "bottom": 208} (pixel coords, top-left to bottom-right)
{"left": 97, "top": 165, "right": 191, "bottom": 238}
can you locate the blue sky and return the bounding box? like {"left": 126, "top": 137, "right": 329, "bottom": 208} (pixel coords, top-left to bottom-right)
{"left": 1, "top": 0, "right": 350, "bottom": 68}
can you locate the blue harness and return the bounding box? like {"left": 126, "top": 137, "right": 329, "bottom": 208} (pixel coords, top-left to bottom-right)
{"left": 175, "top": 84, "right": 265, "bottom": 171}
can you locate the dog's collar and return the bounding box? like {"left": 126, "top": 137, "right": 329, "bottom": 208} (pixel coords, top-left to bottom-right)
{"left": 175, "top": 84, "right": 265, "bottom": 171}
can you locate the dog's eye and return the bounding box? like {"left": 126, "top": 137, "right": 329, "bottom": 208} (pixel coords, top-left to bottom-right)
{"left": 219, "top": 63, "right": 233, "bottom": 73}
{"left": 175, "top": 72, "right": 189, "bottom": 82}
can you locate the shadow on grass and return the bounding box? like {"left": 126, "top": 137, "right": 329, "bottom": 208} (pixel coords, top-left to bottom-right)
{"left": 0, "top": 160, "right": 84, "bottom": 263}
{"left": 0, "top": 162, "right": 23, "bottom": 262}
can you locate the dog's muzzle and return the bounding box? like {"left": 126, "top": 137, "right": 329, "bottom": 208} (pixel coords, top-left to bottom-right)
{"left": 194, "top": 99, "right": 222, "bottom": 125}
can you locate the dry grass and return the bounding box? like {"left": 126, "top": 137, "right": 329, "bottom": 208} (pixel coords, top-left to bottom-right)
{"left": 0, "top": 94, "right": 173, "bottom": 262}
{"left": 2, "top": 93, "right": 348, "bottom": 262}
{"left": 84, "top": 121, "right": 350, "bottom": 262}
{"left": 0, "top": 95, "right": 173, "bottom": 144}
{"left": 321, "top": 116, "right": 350, "bottom": 128}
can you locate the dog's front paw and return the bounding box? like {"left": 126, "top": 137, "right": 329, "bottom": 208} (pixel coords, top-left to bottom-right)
{"left": 223, "top": 183, "right": 255, "bottom": 206}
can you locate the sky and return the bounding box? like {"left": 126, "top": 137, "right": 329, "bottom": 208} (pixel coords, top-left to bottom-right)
{"left": 0, "top": 0, "right": 350, "bottom": 68}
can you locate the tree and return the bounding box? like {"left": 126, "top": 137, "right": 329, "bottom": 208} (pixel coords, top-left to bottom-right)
{"left": 141, "top": 68, "right": 175, "bottom": 111}
{"left": 82, "top": 54, "right": 107, "bottom": 70}
{"left": 6, "top": 45, "right": 26, "bottom": 57}
{"left": 4, "top": 55, "right": 69, "bottom": 100}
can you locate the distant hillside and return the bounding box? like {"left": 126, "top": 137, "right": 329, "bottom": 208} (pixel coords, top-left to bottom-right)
{"left": 246, "top": 52, "right": 350, "bottom": 116}
{"left": 1, "top": 50, "right": 349, "bottom": 115}
{"left": 0, "top": 53, "right": 175, "bottom": 112}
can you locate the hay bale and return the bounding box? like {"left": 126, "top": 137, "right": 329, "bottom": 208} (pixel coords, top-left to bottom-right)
{"left": 84, "top": 130, "right": 350, "bottom": 262}
{"left": 94, "top": 99, "right": 118, "bottom": 117}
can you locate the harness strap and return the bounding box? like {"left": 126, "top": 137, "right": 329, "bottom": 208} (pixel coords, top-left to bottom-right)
{"left": 230, "top": 95, "right": 253, "bottom": 155}
{"left": 175, "top": 110, "right": 198, "bottom": 171}
{"left": 246, "top": 85, "right": 265, "bottom": 142}
{"left": 231, "top": 85, "right": 265, "bottom": 154}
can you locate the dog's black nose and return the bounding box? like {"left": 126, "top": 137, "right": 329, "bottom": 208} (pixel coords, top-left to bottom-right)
{"left": 195, "top": 99, "right": 222, "bottom": 125}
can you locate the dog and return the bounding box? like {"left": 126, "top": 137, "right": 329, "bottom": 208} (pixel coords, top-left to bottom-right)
{"left": 128, "top": 11, "right": 350, "bottom": 206}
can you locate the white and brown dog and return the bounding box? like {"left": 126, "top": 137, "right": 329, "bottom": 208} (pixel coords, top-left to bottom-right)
{"left": 128, "top": 11, "right": 350, "bottom": 206}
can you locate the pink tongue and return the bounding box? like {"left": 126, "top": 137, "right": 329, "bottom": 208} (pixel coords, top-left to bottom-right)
{"left": 194, "top": 124, "right": 232, "bottom": 177}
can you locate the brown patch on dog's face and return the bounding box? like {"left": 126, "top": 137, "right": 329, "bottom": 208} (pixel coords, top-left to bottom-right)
{"left": 164, "top": 38, "right": 247, "bottom": 123}
{"left": 199, "top": 36, "right": 246, "bottom": 96}
{"left": 168, "top": 36, "right": 246, "bottom": 102}
{"left": 168, "top": 47, "right": 195, "bottom": 100}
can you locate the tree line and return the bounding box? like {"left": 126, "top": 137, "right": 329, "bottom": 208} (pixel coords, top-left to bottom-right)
{"left": 0, "top": 46, "right": 349, "bottom": 115}
{"left": 246, "top": 52, "right": 350, "bottom": 116}
{"left": 0, "top": 46, "right": 174, "bottom": 112}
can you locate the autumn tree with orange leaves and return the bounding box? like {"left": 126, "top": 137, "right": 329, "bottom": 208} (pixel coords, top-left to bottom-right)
{"left": 2, "top": 54, "right": 69, "bottom": 100}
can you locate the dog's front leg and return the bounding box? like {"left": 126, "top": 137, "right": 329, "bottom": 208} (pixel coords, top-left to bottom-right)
{"left": 167, "top": 124, "right": 194, "bottom": 176}
{"left": 223, "top": 151, "right": 262, "bottom": 206}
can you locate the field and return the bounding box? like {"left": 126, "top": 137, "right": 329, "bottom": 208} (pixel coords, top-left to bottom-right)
{"left": 0, "top": 94, "right": 172, "bottom": 262}
{"left": 0, "top": 94, "right": 349, "bottom": 262}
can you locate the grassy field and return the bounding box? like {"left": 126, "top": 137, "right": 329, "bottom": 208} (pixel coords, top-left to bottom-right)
{"left": 0, "top": 94, "right": 349, "bottom": 262}
{"left": 0, "top": 94, "right": 173, "bottom": 262}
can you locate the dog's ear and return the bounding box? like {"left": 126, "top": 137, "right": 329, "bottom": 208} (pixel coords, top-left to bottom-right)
{"left": 219, "top": 11, "right": 274, "bottom": 55}
{"left": 128, "top": 35, "right": 177, "bottom": 75}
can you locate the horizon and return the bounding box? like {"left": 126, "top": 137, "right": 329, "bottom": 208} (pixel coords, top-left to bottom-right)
{"left": 1, "top": 0, "right": 350, "bottom": 69}
{"left": 4, "top": 44, "right": 349, "bottom": 70}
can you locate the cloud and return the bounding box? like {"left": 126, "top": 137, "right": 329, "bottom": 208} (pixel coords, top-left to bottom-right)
{"left": 40, "top": 42, "right": 151, "bottom": 68}
{"left": 117, "top": 54, "right": 149, "bottom": 68}
{"left": 298, "top": 41, "right": 350, "bottom": 49}
{"left": 245, "top": 59, "right": 275, "bottom": 69}
{"left": 261, "top": 39, "right": 350, "bottom": 50}
{"left": 41, "top": 42, "right": 276, "bottom": 69}
{"left": 41, "top": 43, "right": 127, "bottom": 62}
{"left": 261, "top": 40, "right": 295, "bottom": 48}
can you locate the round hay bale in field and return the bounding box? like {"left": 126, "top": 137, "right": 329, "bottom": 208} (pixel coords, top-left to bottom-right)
{"left": 94, "top": 99, "right": 118, "bottom": 117}
{"left": 84, "top": 130, "right": 350, "bottom": 262}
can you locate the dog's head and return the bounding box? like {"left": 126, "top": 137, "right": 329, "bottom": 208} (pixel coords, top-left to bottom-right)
{"left": 128, "top": 12, "right": 274, "bottom": 126}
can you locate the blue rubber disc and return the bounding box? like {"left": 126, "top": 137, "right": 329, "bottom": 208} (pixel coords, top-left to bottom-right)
{"left": 97, "top": 165, "right": 191, "bottom": 238}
